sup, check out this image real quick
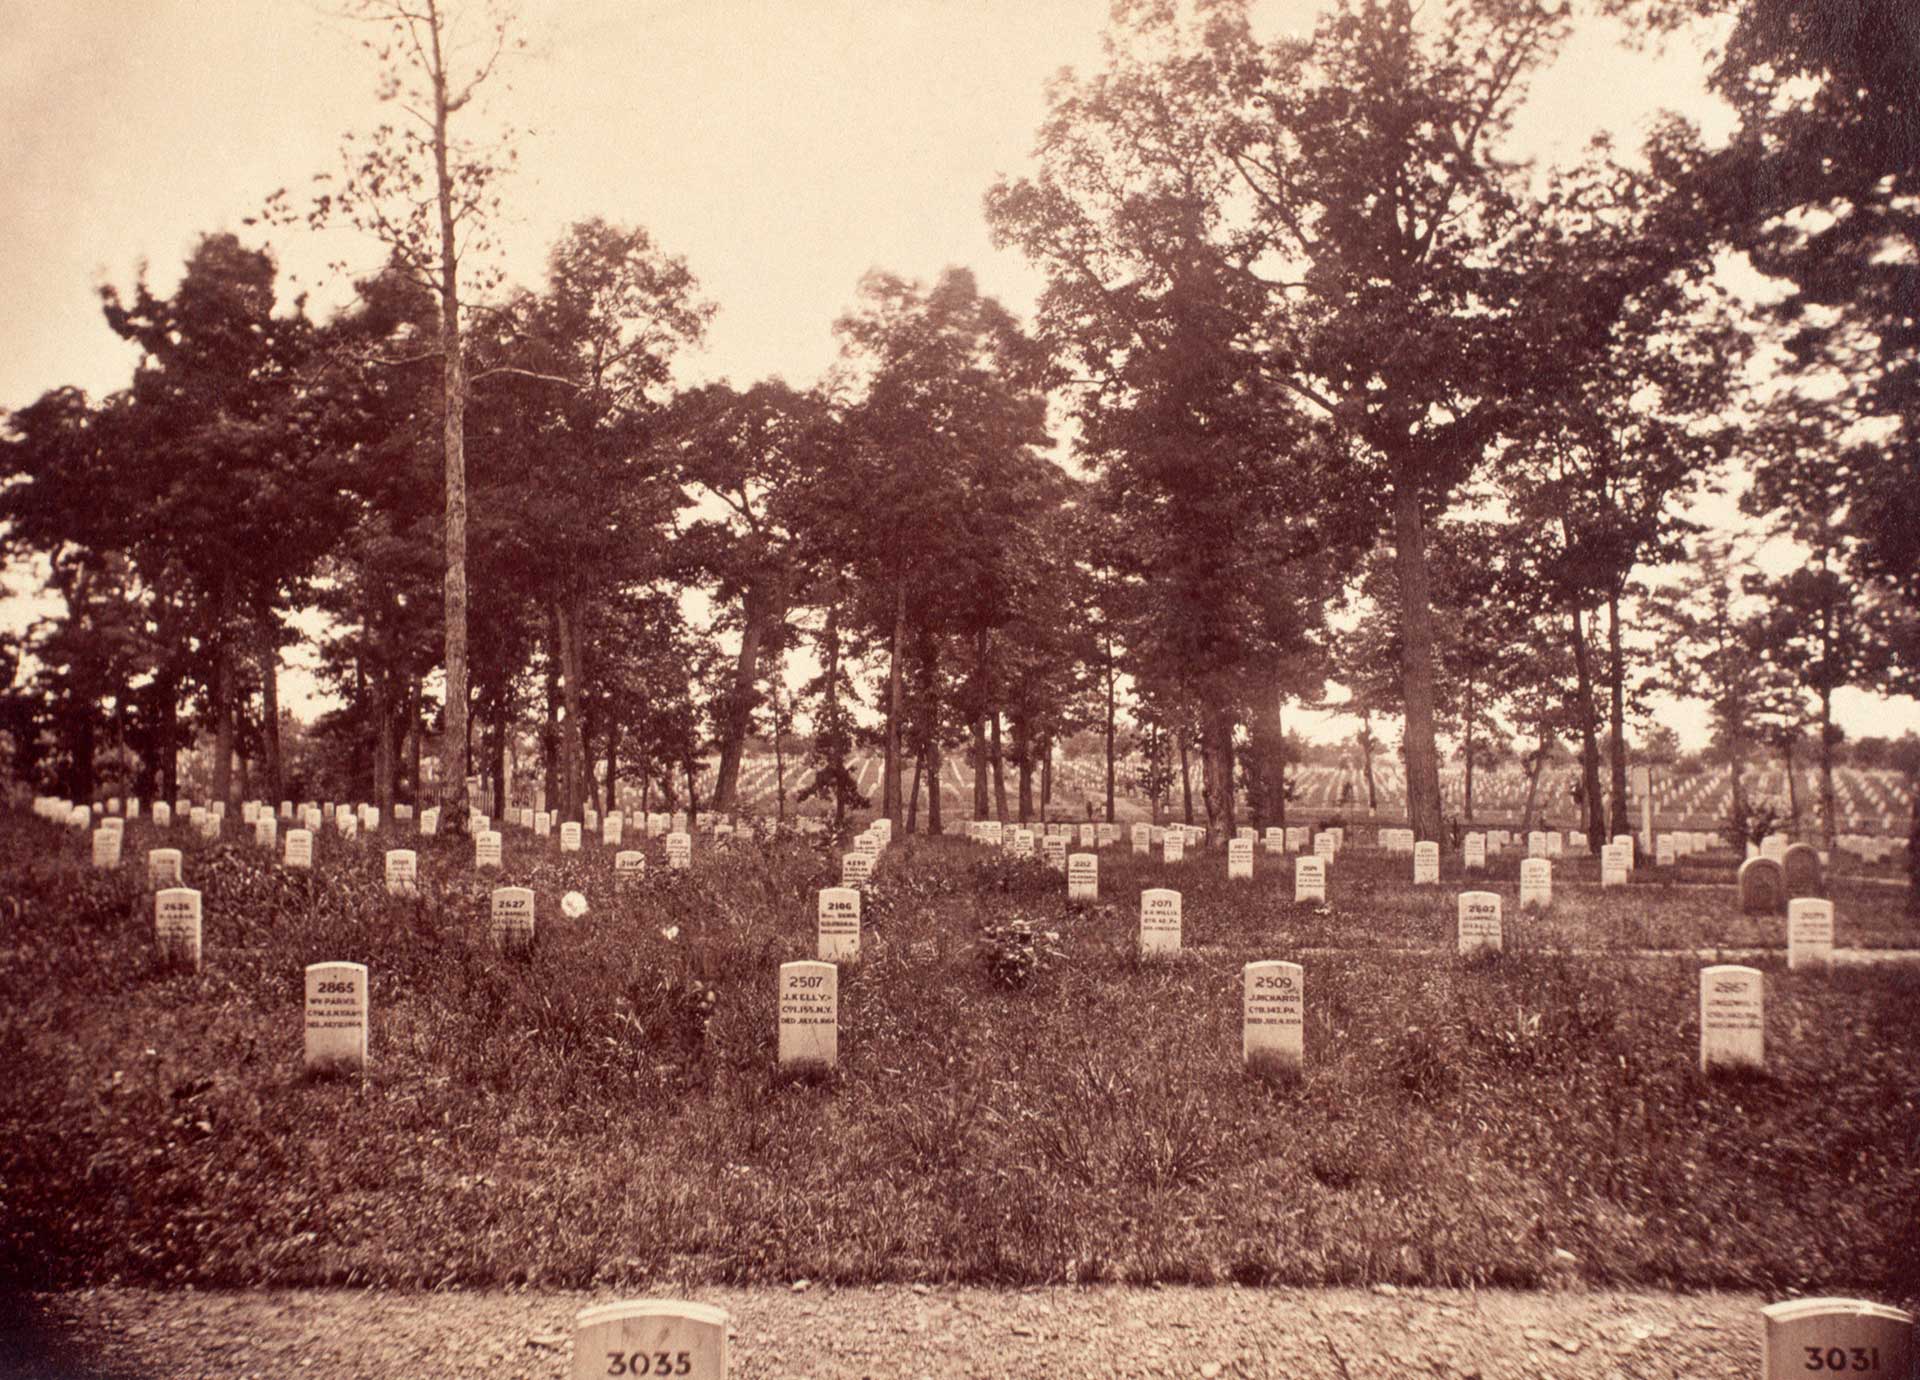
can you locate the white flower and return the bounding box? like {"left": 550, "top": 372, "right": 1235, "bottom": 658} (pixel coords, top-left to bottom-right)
{"left": 660, "top": 925, "right": 680, "bottom": 941}
{"left": 561, "top": 890, "right": 589, "bottom": 919}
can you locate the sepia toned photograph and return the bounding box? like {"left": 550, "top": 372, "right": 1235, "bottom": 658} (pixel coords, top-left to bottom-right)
{"left": 0, "top": 0, "right": 1915, "bottom": 1375}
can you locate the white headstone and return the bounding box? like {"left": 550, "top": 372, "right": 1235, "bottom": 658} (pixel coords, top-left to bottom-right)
{"left": 1600, "top": 842, "right": 1631, "bottom": 887}
{"left": 1242, "top": 960, "right": 1304, "bottom": 1075}
{"left": 1228, "top": 838, "right": 1254, "bottom": 880}
{"left": 1787, "top": 898, "right": 1835, "bottom": 970}
{"left": 570, "top": 1301, "right": 728, "bottom": 1380}
{"left": 491, "top": 886, "right": 535, "bottom": 952}
{"left": 1013, "top": 828, "right": 1035, "bottom": 858}
{"left": 253, "top": 815, "right": 277, "bottom": 851}
{"left": 1546, "top": 830, "right": 1565, "bottom": 858}
{"left": 1699, "top": 964, "right": 1764, "bottom": 1073}
{"left": 1098, "top": 822, "right": 1120, "bottom": 846}
{"left": 817, "top": 886, "right": 861, "bottom": 962}
{"left": 870, "top": 818, "right": 893, "bottom": 845}
{"left": 1457, "top": 891, "right": 1503, "bottom": 955}
{"left": 1042, "top": 835, "right": 1067, "bottom": 871}
{"left": 841, "top": 851, "right": 872, "bottom": 887}
{"left": 241, "top": 801, "right": 259, "bottom": 824}
{"left": 1294, "top": 855, "right": 1327, "bottom": 903}
{"left": 153, "top": 802, "right": 172, "bottom": 829}
{"left": 1527, "top": 830, "right": 1548, "bottom": 858}
{"left": 419, "top": 808, "right": 440, "bottom": 837}
{"left": 666, "top": 832, "right": 692, "bottom": 870}
{"left": 1265, "top": 827, "right": 1285, "bottom": 853}
{"left": 1139, "top": 888, "right": 1182, "bottom": 955}
{"left": 1131, "top": 823, "right": 1151, "bottom": 855}
{"left": 474, "top": 831, "right": 502, "bottom": 870}
{"left": 384, "top": 849, "right": 418, "bottom": 895}
{"left": 1656, "top": 833, "right": 1677, "bottom": 866}
{"left": 614, "top": 850, "right": 646, "bottom": 887}
{"left": 1413, "top": 841, "right": 1439, "bottom": 885}
{"left": 304, "top": 962, "right": 369, "bottom": 1071}
{"left": 1078, "top": 823, "right": 1097, "bottom": 848}
{"left": 285, "top": 829, "right": 313, "bottom": 869}
{"left": 91, "top": 827, "right": 121, "bottom": 869}
{"left": 1760, "top": 1298, "right": 1913, "bottom": 1380}
{"left": 1068, "top": 852, "right": 1098, "bottom": 900}
{"left": 154, "top": 887, "right": 202, "bottom": 968}
{"left": 603, "top": 815, "right": 622, "bottom": 846}
{"left": 1464, "top": 833, "right": 1486, "bottom": 871}
{"left": 535, "top": 811, "right": 552, "bottom": 838}
{"left": 778, "top": 960, "right": 838, "bottom": 1069}
{"left": 1519, "top": 858, "right": 1552, "bottom": 910}
{"left": 1162, "top": 830, "right": 1185, "bottom": 864}
{"left": 1313, "top": 831, "right": 1337, "bottom": 862}
{"left": 556, "top": 821, "right": 581, "bottom": 853}
{"left": 1762, "top": 832, "right": 1788, "bottom": 864}
{"left": 1610, "top": 833, "right": 1633, "bottom": 870}
{"left": 1285, "top": 825, "right": 1308, "bottom": 852}
{"left": 147, "top": 848, "right": 182, "bottom": 889}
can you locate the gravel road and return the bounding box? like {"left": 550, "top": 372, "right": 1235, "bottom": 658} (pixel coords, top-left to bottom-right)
{"left": 3, "top": 1284, "right": 1786, "bottom": 1378}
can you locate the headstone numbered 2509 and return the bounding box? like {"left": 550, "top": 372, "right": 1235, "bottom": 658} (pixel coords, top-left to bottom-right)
{"left": 571, "top": 1300, "right": 728, "bottom": 1380}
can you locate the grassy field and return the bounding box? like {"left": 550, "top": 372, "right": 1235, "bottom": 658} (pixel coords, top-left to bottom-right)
{"left": 1, "top": 810, "right": 1916, "bottom": 1303}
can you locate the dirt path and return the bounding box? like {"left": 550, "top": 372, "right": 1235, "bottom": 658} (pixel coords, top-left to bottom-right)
{"left": 5, "top": 1285, "right": 1781, "bottom": 1379}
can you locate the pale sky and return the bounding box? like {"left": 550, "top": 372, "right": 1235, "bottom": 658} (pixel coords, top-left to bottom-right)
{"left": 3, "top": 0, "right": 1916, "bottom": 748}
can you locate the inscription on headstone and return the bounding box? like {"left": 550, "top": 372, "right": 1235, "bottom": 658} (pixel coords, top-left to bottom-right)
{"left": 1519, "top": 857, "right": 1552, "bottom": 910}
{"left": 1700, "top": 964, "right": 1764, "bottom": 1072}
{"left": 384, "top": 849, "right": 418, "bottom": 895}
{"left": 1139, "top": 888, "right": 1182, "bottom": 955}
{"left": 1294, "top": 855, "right": 1326, "bottom": 903}
{"left": 1228, "top": 838, "right": 1254, "bottom": 880}
{"left": 491, "top": 887, "right": 535, "bottom": 952}
{"left": 1162, "top": 830, "right": 1185, "bottom": 864}
{"left": 1131, "top": 823, "right": 1151, "bottom": 855}
{"left": 304, "top": 962, "right": 369, "bottom": 1071}
{"left": 147, "top": 848, "right": 182, "bottom": 888}
{"left": 570, "top": 1301, "right": 728, "bottom": 1380}
{"left": 1787, "top": 898, "right": 1835, "bottom": 970}
{"left": 817, "top": 887, "right": 861, "bottom": 962}
{"left": 666, "top": 832, "right": 692, "bottom": 870}
{"left": 1601, "top": 842, "right": 1631, "bottom": 887}
{"left": 1413, "top": 840, "right": 1439, "bottom": 885}
{"left": 1068, "top": 852, "right": 1098, "bottom": 900}
{"left": 778, "top": 960, "right": 837, "bottom": 1069}
{"left": 1760, "top": 1298, "right": 1913, "bottom": 1380}
{"left": 285, "top": 829, "right": 313, "bottom": 869}
{"left": 1464, "top": 833, "right": 1486, "bottom": 871}
{"left": 474, "top": 831, "right": 502, "bottom": 870}
{"left": 614, "top": 850, "right": 646, "bottom": 887}
{"left": 1740, "top": 857, "right": 1786, "bottom": 916}
{"left": 1457, "top": 891, "right": 1503, "bottom": 955}
{"left": 154, "top": 887, "right": 202, "bottom": 968}
{"left": 91, "top": 827, "right": 121, "bottom": 870}
{"left": 1242, "top": 960, "right": 1304, "bottom": 1075}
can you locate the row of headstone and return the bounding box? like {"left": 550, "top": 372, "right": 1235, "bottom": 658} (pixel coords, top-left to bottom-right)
{"left": 551, "top": 1292, "right": 1913, "bottom": 1380}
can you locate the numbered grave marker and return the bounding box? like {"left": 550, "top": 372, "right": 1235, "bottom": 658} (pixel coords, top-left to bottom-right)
{"left": 1700, "top": 964, "right": 1764, "bottom": 1073}
{"left": 817, "top": 887, "right": 861, "bottom": 963}
{"left": 1140, "top": 887, "right": 1182, "bottom": 955}
{"left": 384, "top": 849, "right": 418, "bottom": 896}
{"left": 1012, "top": 829, "right": 1034, "bottom": 858}
{"left": 1285, "top": 825, "right": 1308, "bottom": 853}
{"left": 778, "top": 960, "right": 837, "bottom": 1070}
{"left": 153, "top": 802, "right": 172, "bottom": 829}
{"left": 1162, "top": 830, "right": 1185, "bottom": 864}
{"left": 1457, "top": 891, "right": 1503, "bottom": 956}
{"left": 841, "top": 851, "right": 872, "bottom": 887}
{"left": 91, "top": 828, "right": 121, "bottom": 870}
{"left": 1740, "top": 857, "right": 1786, "bottom": 916}
{"left": 475, "top": 831, "right": 503, "bottom": 870}
{"left": 1413, "top": 840, "right": 1439, "bottom": 885}
{"left": 535, "top": 812, "right": 552, "bottom": 838}
{"left": 572, "top": 1300, "right": 728, "bottom": 1380}
{"left": 1067, "top": 852, "right": 1098, "bottom": 900}
{"left": 1519, "top": 858, "right": 1552, "bottom": 910}
{"left": 614, "top": 850, "right": 646, "bottom": 888}
{"left": 1464, "top": 833, "right": 1486, "bottom": 870}
{"left": 147, "top": 848, "right": 183, "bottom": 889}
{"left": 490, "top": 886, "right": 535, "bottom": 953}
{"left": 1131, "top": 823, "right": 1151, "bottom": 855}
{"left": 1264, "top": 827, "right": 1284, "bottom": 853}
{"left": 604, "top": 816, "right": 623, "bottom": 847}
{"left": 666, "top": 832, "right": 692, "bottom": 870}
{"left": 1042, "top": 835, "right": 1067, "bottom": 872}
{"left": 1228, "top": 838, "right": 1254, "bottom": 880}
{"left": 1527, "top": 831, "right": 1548, "bottom": 858}
{"left": 285, "top": 829, "right": 313, "bottom": 869}
{"left": 154, "top": 887, "right": 202, "bottom": 969}
{"left": 1601, "top": 842, "right": 1631, "bottom": 887}
{"left": 419, "top": 808, "right": 439, "bottom": 837}
{"left": 1294, "top": 855, "right": 1327, "bottom": 903}
{"left": 1787, "top": 898, "right": 1835, "bottom": 970}
{"left": 1243, "top": 960, "right": 1304, "bottom": 1076}
{"left": 1313, "top": 831, "right": 1337, "bottom": 862}
{"left": 1760, "top": 1298, "right": 1913, "bottom": 1380}
{"left": 304, "top": 962, "right": 369, "bottom": 1072}
{"left": 560, "top": 822, "right": 582, "bottom": 853}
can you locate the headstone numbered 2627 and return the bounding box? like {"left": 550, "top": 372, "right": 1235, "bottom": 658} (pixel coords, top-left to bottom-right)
{"left": 571, "top": 1300, "right": 728, "bottom": 1380}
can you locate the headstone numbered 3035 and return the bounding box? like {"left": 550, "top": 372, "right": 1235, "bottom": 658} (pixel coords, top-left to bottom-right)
{"left": 571, "top": 1300, "right": 728, "bottom": 1380}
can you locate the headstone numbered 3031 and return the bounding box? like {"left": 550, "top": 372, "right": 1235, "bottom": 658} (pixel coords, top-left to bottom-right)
{"left": 1759, "top": 1298, "right": 1913, "bottom": 1380}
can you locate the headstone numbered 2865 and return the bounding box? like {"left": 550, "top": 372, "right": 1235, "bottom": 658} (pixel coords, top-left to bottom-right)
{"left": 304, "top": 962, "right": 369, "bottom": 1073}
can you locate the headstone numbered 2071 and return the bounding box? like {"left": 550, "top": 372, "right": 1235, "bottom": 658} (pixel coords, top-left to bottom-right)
{"left": 571, "top": 1300, "right": 728, "bottom": 1380}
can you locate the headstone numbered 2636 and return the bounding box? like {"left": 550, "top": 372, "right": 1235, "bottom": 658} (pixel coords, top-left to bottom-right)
{"left": 571, "top": 1300, "right": 728, "bottom": 1380}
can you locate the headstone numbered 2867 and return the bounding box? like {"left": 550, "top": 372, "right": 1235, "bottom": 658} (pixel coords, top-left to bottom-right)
{"left": 571, "top": 1300, "right": 728, "bottom": 1380}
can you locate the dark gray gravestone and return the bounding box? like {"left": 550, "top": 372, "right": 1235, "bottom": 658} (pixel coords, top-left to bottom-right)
{"left": 1739, "top": 857, "right": 1786, "bottom": 916}
{"left": 1782, "top": 842, "right": 1823, "bottom": 899}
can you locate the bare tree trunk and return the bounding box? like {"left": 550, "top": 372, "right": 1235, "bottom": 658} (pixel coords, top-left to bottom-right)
{"left": 1606, "top": 590, "right": 1630, "bottom": 841}
{"left": 990, "top": 711, "right": 1008, "bottom": 822}
{"left": 1014, "top": 717, "right": 1034, "bottom": 823}
{"left": 553, "top": 600, "right": 587, "bottom": 819}
{"left": 409, "top": 678, "right": 423, "bottom": 810}
{"left": 973, "top": 627, "right": 992, "bottom": 818}
{"left": 605, "top": 715, "right": 620, "bottom": 819}
{"left": 1177, "top": 730, "right": 1193, "bottom": 825}
{"left": 927, "top": 736, "right": 943, "bottom": 835}
{"left": 1570, "top": 606, "right": 1606, "bottom": 850}
{"left": 211, "top": 635, "right": 234, "bottom": 806}
{"left": 1462, "top": 677, "right": 1475, "bottom": 824}
{"left": 883, "top": 579, "right": 906, "bottom": 829}
{"left": 1103, "top": 637, "right": 1117, "bottom": 822}
{"left": 1819, "top": 684, "right": 1837, "bottom": 851}
{"left": 1392, "top": 473, "right": 1444, "bottom": 842}
{"left": 372, "top": 674, "right": 395, "bottom": 820}
{"left": 712, "top": 585, "right": 778, "bottom": 812}
{"left": 258, "top": 629, "right": 281, "bottom": 803}
{"left": 1040, "top": 739, "right": 1052, "bottom": 815}
{"left": 906, "top": 751, "right": 923, "bottom": 833}
{"left": 427, "top": 0, "right": 471, "bottom": 827}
